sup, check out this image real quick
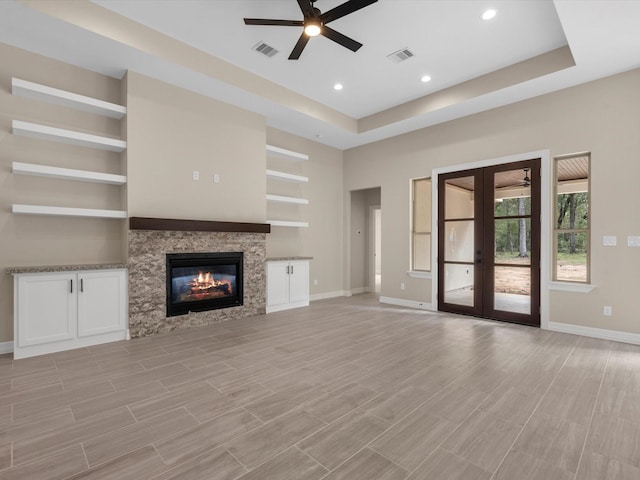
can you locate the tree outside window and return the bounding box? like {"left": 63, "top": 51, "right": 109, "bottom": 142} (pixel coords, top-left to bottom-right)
{"left": 554, "top": 154, "right": 590, "bottom": 283}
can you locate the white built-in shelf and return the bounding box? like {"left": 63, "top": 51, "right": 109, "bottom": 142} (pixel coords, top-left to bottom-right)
{"left": 12, "top": 162, "right": 127, "bottom": 185}
{"left": 266, "top": 145, "right": 309, "bottom": 161}
{"left": 266, "top": 194, "right": 309, "bottom": 205}
{"left": 12, "top": 120, "right": 127, "bottom": 152}
{"left": 12, "top": 204, "right": 127, "bottom": 219}
{"left": 267, "top": 220, "right": 309, "bottom": 228}
{"left": 12, "top": 78, "right": 127, "bottom": 119}
{"left": 266, "top": 169, "right": 309, "bottom": 183}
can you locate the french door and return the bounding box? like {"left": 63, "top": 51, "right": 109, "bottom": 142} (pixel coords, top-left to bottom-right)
{"left": 437, "top": 159, "right": 541, "bottom": 326}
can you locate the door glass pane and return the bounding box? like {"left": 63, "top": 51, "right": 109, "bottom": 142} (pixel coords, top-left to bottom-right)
{"left": 494, "top": 218, "right": 531, "bottom": 266}
{"left": 444, "top": 264, "right": 474, "bottom": 306}
{"left": 556, "top": 232, "right": 588, "bottom": 282}
{"left": 444, "top": 220, "right": 474, "bottom": 262}
{"left": 445, "top": 177, "right": 474, "bottom": 219}
{"left": 494, "top": 196, "right": 531, "bottom": 217}
{"left": 494, "top": 169, "right": 531, "bottom": 216}
{"left": 494, "top": 266, "right": 530, "bottom": 314}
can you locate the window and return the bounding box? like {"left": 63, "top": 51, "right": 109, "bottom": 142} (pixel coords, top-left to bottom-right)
{"left": 554, "top": 153, "right": 590, "bottom": 283}
{"left": 412, "top": 177, "right": 432, "bottom": 271}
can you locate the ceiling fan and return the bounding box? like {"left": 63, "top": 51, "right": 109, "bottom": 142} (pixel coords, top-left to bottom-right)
{"left": 520, "top": 168, "right": 531, "bottom": 187}
{"left": 244, "top": 0, "right": 378, "bottom": 60}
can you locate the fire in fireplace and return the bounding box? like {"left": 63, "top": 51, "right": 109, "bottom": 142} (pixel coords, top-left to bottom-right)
{"left": 166, "top": 252, "right": 243, "bottom": 317}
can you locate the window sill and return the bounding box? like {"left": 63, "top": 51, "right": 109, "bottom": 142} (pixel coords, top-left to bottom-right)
{"left": 548, "top": 281, "right": 595, "bottom": 293}
{"left": 407, "top": 271, "right": 432, "bottom": 279}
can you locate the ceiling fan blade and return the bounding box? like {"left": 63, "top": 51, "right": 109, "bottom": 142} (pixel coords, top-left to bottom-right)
{"left": 297, "top": 0, "right": 315, "bottom": 18}
{"left": 320, "top": 0, "right": 378, "bottom": 24}
{"left": 244, "top": 18, "right": 304, "bottom": 26}
{"left": 289, "top": 33, "right": 311, "bottom": 60}
{"left": 321, "top": 25, "right": 362, "bottom": 52}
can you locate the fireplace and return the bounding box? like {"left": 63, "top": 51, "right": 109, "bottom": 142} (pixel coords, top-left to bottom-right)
{"left": 166, "top": 252, "right": 243, "bottom": 317}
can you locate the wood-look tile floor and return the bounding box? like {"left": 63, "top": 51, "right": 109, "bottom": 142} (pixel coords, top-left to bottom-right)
{"left": 1, "top": 294, "right": 640, "bottom": 480}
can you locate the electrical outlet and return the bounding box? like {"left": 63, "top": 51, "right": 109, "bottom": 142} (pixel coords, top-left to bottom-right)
{"left": 213, "top": 173, "right": 220, "bottom": 183}
{"left": 603, "top": 306, "right": 612, "bottom": 316}
{"left": 192, "top": 170, "right": 199, "bottom": 181}
{"left": 400, "top": 282, "right": 405, "bottom": 291}
{"left": 603, "top": 236, "right": 617, "bottom": 246}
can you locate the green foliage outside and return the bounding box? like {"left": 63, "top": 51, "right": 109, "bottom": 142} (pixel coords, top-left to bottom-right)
{"left": 494, "top": 197, "right": 531, "bottom": 256}
{"left": 556, "top": 252, "right": 587, "bottom": 265}
{"left": 556, "top": 192, "right": 589, "bottom": 255}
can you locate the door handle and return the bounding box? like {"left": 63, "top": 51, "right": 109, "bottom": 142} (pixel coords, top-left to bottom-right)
{"left": 290, "top": 265, "right": 294, "bottom": 275}
{"left": 70, "top": 279, "right": 73, "bottom": 293}
{"left": 80, "top": 278, "right": 84, "bottom": 293}
{"left": 286, "top": 265, "right": 290, "bottom": 275}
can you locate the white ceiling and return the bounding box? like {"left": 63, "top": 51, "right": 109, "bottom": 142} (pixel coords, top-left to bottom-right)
{"left": 2, "top": 0, "right": 640, "bottom": 149}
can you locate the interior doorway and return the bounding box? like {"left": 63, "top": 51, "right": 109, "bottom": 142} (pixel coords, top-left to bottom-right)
{"left": 370, "top": 206, "right": 382, "bottom": 294}
{"left": 349, "top": 187, "right": 381, "bottom": 295}
{"left": 437, "top": 158, "right": 541, "bottom": 327}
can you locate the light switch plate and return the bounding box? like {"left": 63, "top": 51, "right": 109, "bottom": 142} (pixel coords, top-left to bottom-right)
{"left": 603, "top": 235, "right": 617, "bottom": 246}
{"left": 628, "top": 236, "right": 640, "bottom": 247}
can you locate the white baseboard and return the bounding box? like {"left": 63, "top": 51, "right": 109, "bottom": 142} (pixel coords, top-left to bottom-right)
{"left": 310, "top": 290, "right": 348, "bottom": 302}
{"left": 0, "top": 341, "right": 14, "bottom": 354}
{"left": 379, "top": 296, "right": 435, "bottom": 311}
{"left": 547, "top": 321, "right": 640, "bottom": 346}
{"left": 350, "top": 287, "right": 367, "bottom": 295}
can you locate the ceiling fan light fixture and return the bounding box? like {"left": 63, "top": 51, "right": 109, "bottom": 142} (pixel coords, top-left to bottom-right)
{"left": 304, "top": 21, "right": 322, "bottom": 37}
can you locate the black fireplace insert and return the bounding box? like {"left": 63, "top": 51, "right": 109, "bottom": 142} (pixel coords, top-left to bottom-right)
{"left": 166, "top": 252, "right": 243, "bottom": 317}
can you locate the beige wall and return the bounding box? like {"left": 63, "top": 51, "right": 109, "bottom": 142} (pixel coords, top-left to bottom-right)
{"left": 344, "top": 68, "right": 640, "bottom": 334}
{"left": 0, "top": 44, "right": 126, "bottom": 343}
{"left": 265, "top": 128, "right": 344, "bottom": 298}
{"left": 126, "top": 72, "right": 266, "bottom": 223}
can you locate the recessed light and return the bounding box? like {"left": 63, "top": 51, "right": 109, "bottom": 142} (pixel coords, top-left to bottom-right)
{"left": 334, "top": 83, "right": 343, "bottom": 91}
{"left": 421, "top": 75, "right": 432, "bottom": 83}
{"left": 482, "top": 9, "right": 497, "bottom": 20}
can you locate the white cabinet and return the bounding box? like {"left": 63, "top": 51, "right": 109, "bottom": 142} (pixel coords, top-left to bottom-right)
{"left": 16, "top": 273, "right": 76, "bottom": 348}
{"left": 13, "top": 269, "right": 127, "bottom": 359}
{"left": 266, "top": 260, "right": 310, "bottom": 313}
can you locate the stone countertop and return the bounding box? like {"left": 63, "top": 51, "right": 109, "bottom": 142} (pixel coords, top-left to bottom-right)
{"left": 265, "top": 256, "right": 313, "bottom": 262}
{"left": 6, "top": 263, "right": 128, "bottom": 274}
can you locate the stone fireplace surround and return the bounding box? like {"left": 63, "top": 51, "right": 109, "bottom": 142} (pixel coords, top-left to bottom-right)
{"left": 128, "top": 217, "right": 269, "bottom": 338}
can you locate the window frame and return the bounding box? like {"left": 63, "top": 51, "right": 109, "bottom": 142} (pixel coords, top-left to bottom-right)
{"left": 552, "top": 152, "right": 591, "bottom": 284}
{"left": 411, "top": 176, "right": 432, "bottom": 273}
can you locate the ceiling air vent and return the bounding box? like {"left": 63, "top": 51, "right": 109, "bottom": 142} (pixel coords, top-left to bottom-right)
{"left": 387, "top": 48, "right": 414, "bottom": 64}
{"left": 252, "top": 41, "right": 279, "bottom": 58}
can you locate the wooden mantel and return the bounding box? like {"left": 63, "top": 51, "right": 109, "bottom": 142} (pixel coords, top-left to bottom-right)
{"left": 129, "top": 217, "right": 271, "bottom": 234}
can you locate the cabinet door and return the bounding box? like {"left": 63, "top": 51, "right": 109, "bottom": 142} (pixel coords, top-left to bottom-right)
{"left": 17, "top": 273, "right": 76, "bottom": 347}
{"left": 288, "top": 260, "right": 310, "bottom": 304}
{"left": 77, "top": 270, "right": 127, "bottom": 337}
{"left": 266, "top": 262, "right": 290, "bottom": 307}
